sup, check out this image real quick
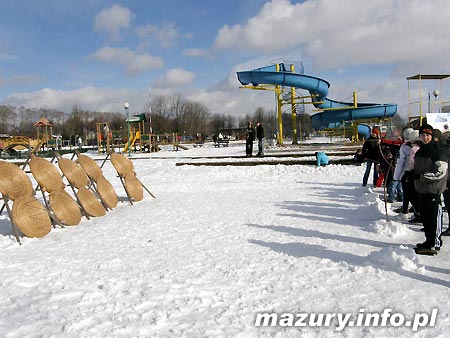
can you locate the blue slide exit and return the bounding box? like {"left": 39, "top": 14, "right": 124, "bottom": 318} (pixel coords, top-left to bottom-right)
{"left": 236, "top": 64, "right": 397, "bottom": 136}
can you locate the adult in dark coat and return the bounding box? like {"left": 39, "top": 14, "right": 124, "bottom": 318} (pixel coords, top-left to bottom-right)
{"left": 361, "top": 131, "right": 381, "bottom": 186}
{"left": 245, "top": 122, "right": 255, "bottom": 156}
{"left": 256, "top": 122, "right": 264, "bottom": 156}
{"left": 414, "top": 124, "right": 448, "bottom": 254}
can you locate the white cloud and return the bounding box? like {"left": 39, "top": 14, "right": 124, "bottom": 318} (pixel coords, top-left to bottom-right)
{"left": 0, "top": 73, "right": 44, "bottom": 88}
{"left": 153, "top": 68, "right": 195, "bottom": 88}
{"left": 136, "top": 23, "right": 192, "bottom": 48}
{"left": 0, "top": 79, "right": 271, "bottom": 120}
{"left": 2, "top": 87, "right": 148, "bottom": 113}
{"left": 214, "top": 0, "right": 450, "bottom": 74}
{"left": 89, "top": 46, "right": 164, "bottom": 75}
{"left": 94, "top": 4, "right": 133, "bottom": 40}
{"left": 182, "top": 48, "right": 211, "bottom": 59}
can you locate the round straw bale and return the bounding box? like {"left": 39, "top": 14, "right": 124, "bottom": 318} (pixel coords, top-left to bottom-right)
{"left": 0, "top": 160, "right": 34, "bottom": 200}
{"left": 29, "top": 156, "right": 64, "bottom": 193}
{"left": 49, "top": 190, "right": 81, "bottom": 226}
{"left": 96, "top": 175, "right": 118, "bottom": 209}
{"left": 77, "top": 186, "right": 106, "bottom": 217}
{"left": 77, "top": 154, "right": 102, "bottom": 182}
{"left": 124, "top": 172, "right": 143, "bottom": 202}
{"left": 110, "top": 153, "right": 134, "bottom": 176}
{"left": 57, "top": 157, "right": 89, "bottom": 189}
{"left": 12, "top": 195, "right": 51, "bottom": 238}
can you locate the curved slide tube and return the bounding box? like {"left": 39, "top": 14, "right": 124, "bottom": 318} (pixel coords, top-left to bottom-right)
{"left": 236, "top": 64, "right": 397, "bottom": 132}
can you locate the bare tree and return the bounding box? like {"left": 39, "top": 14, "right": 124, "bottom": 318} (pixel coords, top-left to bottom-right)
{"left": 183, "top": 101, "right": 210, "bottom": 139}
{"left": 0, "top": 105, "right": 15, "bottom": 134}
{"left": 170, "top": 94, "right": 187, "bottom": 133}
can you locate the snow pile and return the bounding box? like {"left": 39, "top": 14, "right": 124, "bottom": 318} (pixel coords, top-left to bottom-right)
{"left": 364, "top": 246, "right": 426, "bottom": 274}
{"left": 369, "top": 219, "right": 411, "bottom": 238}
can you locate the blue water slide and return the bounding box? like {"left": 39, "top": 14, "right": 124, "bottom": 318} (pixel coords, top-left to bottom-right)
{"left": 236, "top": 64, "right": 397, "bottom": 133}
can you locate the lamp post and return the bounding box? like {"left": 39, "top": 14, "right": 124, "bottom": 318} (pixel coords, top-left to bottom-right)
{"left": 433, "top": 90, "right": 440, "bottom": 113}
{"left": 124, "top": 102, "right": 131, "bottom": 156}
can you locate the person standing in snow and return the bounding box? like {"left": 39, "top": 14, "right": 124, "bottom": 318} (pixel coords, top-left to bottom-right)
{"left": 245, "top": 122, "right": 255, "bottom": 157}
{"left": 393, "top": 128, "right": 419, "bottom": 217}
{"left": 413, "top": 124, "right": 448, "bottom": 254}
{"left": 256, "top": 122, "right": 264, "bottom": 156}
{"left": 362, "top": 130, "right": 381, "bottom": 187}
{"left": 437, "top": 131, "right": 450, "bottom": 236}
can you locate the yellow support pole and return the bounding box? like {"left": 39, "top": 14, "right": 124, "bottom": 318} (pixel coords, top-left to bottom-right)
{"left": 353, "top": 91, "right": 358, "bottom": 107}
{"left": 276, "top": 64, "right": 283, "bottom": 145}
{"left": 419, "top": 75, "right": 423, "bottom": 125}
{"left": 407, "top": 78, "right": 411, "bottom": 126}
{"left": 290, "top": 64, "right": 297, "bottom": 144}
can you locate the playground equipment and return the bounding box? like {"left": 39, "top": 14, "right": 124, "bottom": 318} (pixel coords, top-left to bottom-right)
{"left": 407, "top": 74, "right": 450, "bottom": 127}
{"left": 123, "top": 130, "right": 141, "bottom": 153}
{"left": 97, "top": 115, "right": 155, "bottom": 154}
{"left": 0, "top": 117, "right": 60, "bottom": 155}
{"left": 33, "top": 117, "right": 56, "bottom": 151}
{"left": 237, "top": 63, "right": 397, "bottom": 143}
{"left": 123, "top": 114, "right": 148, "bottom": 153}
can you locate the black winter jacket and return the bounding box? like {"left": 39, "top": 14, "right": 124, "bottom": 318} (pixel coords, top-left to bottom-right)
{"left": 256, "top": 125, "right": 264, "bottom": 140}
{"left": 362, "top": 136, "right": 381, "bottom": 162}
{"left": 414, "top": 141, "right": 448, "bottom": 194}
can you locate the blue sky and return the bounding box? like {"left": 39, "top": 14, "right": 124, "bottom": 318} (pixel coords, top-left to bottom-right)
{"left": 2, "top": 0, "right": 450, "bottom": 119}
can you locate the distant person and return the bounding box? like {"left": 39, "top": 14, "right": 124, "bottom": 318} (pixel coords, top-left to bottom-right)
{"left": 103, "top": 124, "right": 109, "bottom": 141}
{"left": 245, "top": 122, "right": 255, "bottom": 156}
{"left": 353, "top": 148, "right": 364, "bottom": 166}
{"left": 256, "top": 122, "right": 264, "bottom": 156}
{"left": 218, "top": 132, "right": 223, "bottom": 141}
{"left": 77, "top": 136, "right": 82, "bottom": 151}
{"left": 443, "top": 125, "right": 450, "bottom": 146}
{"left": 362, "top": 130, "right": 381, "bottom": 187}
{"left": 315, "top": 152, "right": 329, "bottom": 167}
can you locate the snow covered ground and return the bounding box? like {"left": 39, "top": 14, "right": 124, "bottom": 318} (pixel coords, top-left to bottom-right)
{"left": 1, "top": 139, "right": 449, "bottom": 338}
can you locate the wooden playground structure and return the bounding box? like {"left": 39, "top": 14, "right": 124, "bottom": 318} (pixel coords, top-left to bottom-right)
{"left": 0, "top": 117, "right": 61, "bottom": 155}
{"left": 96, "top": 113, "right": 183, "bottom": 154}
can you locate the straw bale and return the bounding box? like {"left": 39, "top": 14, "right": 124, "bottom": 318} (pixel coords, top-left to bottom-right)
{"left": 0, "top": 160, "right": 34, "bottom": 200}
{"left": 49, "top": 190, "right": 81, "bottom": 226}
{"left": 12, "top": 195, "right": 51, "bottom": 238}
{"left": 77, "top": 154, "right": 102, "bottom": 182}
{"left": 57, "top": 158, "right": 89, "bottom": 189}
{"left": 124, "top": 172, "right": 143, "bottom": 202}
{"left": 77, "top": 186, "right": 106, "bottom": 217}
{"left": 96, "top": 175, "right": 118, "bottom": 209}
{"left": 111, "top": 153, "right": 134, "bottom": 176}
{"left": 29, "top": 156, "right": 64, "bottom": 193}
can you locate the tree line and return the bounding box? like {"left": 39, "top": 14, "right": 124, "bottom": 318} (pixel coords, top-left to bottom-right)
{"left": 0, "top": 93, "right": 316, "bottom": 144}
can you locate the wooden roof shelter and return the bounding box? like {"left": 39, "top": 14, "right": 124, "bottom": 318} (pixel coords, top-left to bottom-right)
{"left": 33, "top": 117, "right": 53, "bottom": 140}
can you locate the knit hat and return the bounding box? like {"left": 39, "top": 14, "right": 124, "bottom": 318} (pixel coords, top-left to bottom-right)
{"left": 433, "top": 128, "right": 442, "bottom": 140}
{"left": 403, "top": 128, "right": 414, "bottom": 140}
{"left": 419, "top": 124, "right": 434, "bottom": 136}
{"left": 409, "top": 130, "right": 420, "bottom": 141}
